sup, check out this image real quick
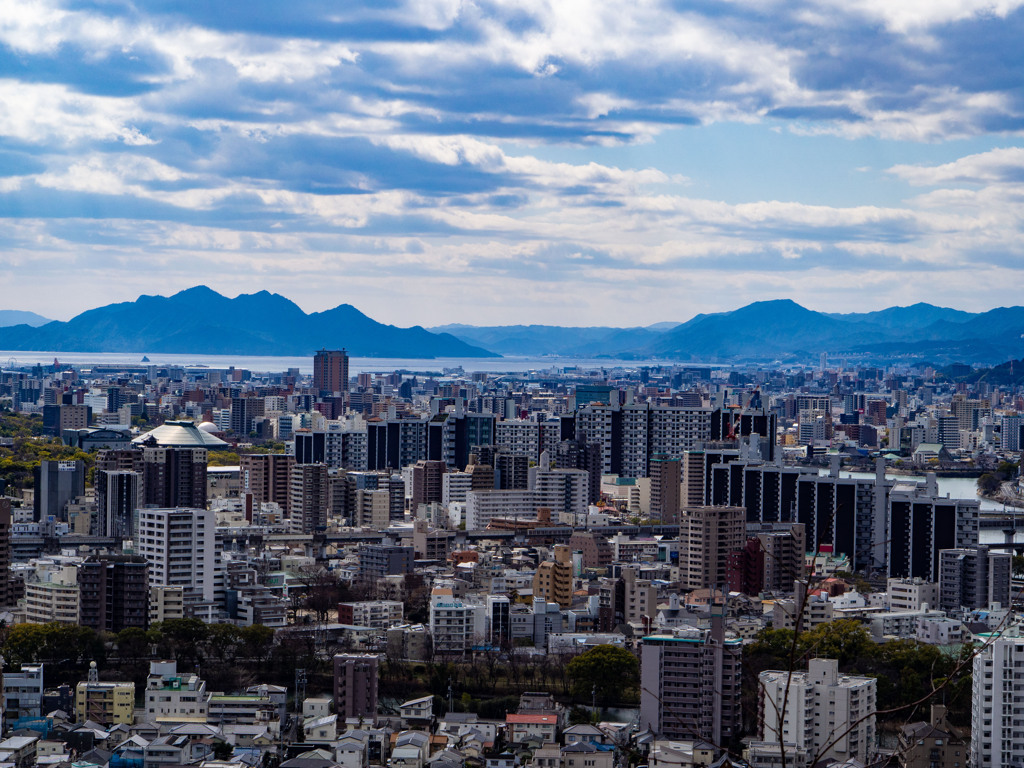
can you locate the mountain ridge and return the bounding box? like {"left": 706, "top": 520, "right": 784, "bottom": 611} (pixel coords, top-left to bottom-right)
{"left": 0, "top": 287, "right": 499, "bottom": 359}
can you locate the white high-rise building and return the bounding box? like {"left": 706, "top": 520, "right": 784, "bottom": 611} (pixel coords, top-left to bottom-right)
{"left": 530, "top": 451, "right": 588, "bottom": 525}
{"left": 755, "top": 658, "right": 876, "bottom": 768}
{"left": 135, "top": 508, "right": 223, "bottom": 610}
{"left": 972, "top": 631, "right": 1024, "bottom": 767}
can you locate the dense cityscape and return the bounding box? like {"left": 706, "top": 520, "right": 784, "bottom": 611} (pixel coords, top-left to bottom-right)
{"left": 0, "top": 345, "right": 1021, "bottom": 768}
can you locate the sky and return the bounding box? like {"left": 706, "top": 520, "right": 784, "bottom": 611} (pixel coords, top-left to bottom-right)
{"left": 3, "top": 0, "right": 1024, "bottom": 326}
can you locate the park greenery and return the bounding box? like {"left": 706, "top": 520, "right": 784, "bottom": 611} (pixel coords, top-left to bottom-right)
{"left": 744, "top": 619, "right": 974, "bottom": 727}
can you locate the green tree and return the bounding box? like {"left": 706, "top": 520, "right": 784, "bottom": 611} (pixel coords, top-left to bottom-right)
{"left": 240, "top": 624, "right": 276, "bottom": 663}
{"left": 566, "top": 644, "right": 639, "bottom": 705}
{"left": 116, "top": 627, "right": 150, "bottom": 664}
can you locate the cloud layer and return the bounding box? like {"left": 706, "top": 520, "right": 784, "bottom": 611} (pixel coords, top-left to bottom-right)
{"left": 2, "top": 0, "right": 1024, "bottom": 323}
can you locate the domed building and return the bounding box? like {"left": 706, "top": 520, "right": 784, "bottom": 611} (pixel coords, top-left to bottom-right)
{"left": 131, "top": 420, "right": 229, "bottom": 448}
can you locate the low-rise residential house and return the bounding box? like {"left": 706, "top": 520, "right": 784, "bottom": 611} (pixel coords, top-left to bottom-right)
{"left": 304, "top": 715, "right": 338, "bottom": 742}
{"left": 562, "top": 742, "right": 614, "bottom": 768}
{"left": 400, "top": 696, "right": 433, "bottom": 728}
{"left": 506, "top": 714, "right": 558, "bottom": 745}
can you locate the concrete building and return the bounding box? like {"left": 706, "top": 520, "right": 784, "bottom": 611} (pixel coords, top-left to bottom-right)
{"left": 757, "top": 658, "right": 876, "bottom": 767}
{"left": 314, "top": 349, "right": 349, "bottom": 395}
{"left": 358, "top": 545, "right": 413, "bottom": 582}
{"left": 887, "top": 577, "right": 939, "bottom": 612}
{"left": 240, "top": 453, "right": 294, "bottom": 514}
{"left": 289, "top": 462, "right": 330, "bottom": 533}
{"left": 429, "top": 588, "right": 486, "bottom": 655}
{"left": 142, "top": 445, "right": 208, "bottom": 511}
{"left": 75, "top": 679, "right": 135, "bottom": 726}
{"left": 95, "top": 469, "right": 143, "bottom": 539}
{"left": 678, "top": 506, "right": 745, "bottom": 591}
{"left": 939, "top": 544, "right": 1011, "bottom": 615}
{"left": 532, "top": 545, "right": 574, "bottom": 609}
{"left": 410, "top": 460, "right": 446, "bottom": 510}
{"left": 640, "top": 622, "right": 741, "bottom": 750}
{"left": 135, "top": 508, "right": 223, "bottom": 610}
{"left": 649, "top": 456, "right": 681, "bottom": 523}
{"left": 896, "top": 704, "right": 966, "bottom": 768}
{"left": 145, "top": 660, "right": 210, "bottom": 726}
{"left": 333, "top": 654, "right": 378, "bottom": 721}
{"left": 3, "top": 664, "right": 43, "bottom": 723}
{"left": 33, "top": 460, "right": 85, "bottom": 522}
{"left": 77, "top": 554, "right": 149, "bottom": 633}
{"left": 972, "top": 631, "right": 1024, "bottom": 767}
{"left": 24, "top": 564, "right": 79, "bottom": 624}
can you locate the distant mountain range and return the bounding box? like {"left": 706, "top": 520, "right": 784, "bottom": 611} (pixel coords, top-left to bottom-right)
{"left": 2, "top": 292, "right": 1022, "bottom": 365}
{"left": 433, "top": 300, "right": 1024, "bottom": 365}
{"left": 0, "top": 310, "right": 51, "bottom": 328}
{"left": 0, "top": 287, "right": 497, "bottom": 358}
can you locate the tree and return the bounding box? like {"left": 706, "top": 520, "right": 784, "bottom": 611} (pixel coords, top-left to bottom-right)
{"left": 566, "top": 644, "right": 639, "bottom": 705}
{"left": 240, "top": 624, "right": 276, "bottom": 663}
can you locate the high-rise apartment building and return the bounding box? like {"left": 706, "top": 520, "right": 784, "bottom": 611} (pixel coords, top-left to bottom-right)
{"left": 143, "top": 446, "right": 207, "bottom": 510}
{"left": 0, "top": 499, "right": 13, "bottom": 607}
{"left": 135, "top": 508, "right": 223, "bottom": 608}
{"left": 78, "top": 555, "right": 149, "bottom": 633}
{"left": 411, "top": 460, "right": 447, "bottom": 510}
{"left": 640, "top": 621, "right": 741, "bottom": 749}
{"left": 241, "top": 452, "right": 294, "bottom": 514}
{"left": 754, "top": 658, "right": 876, "bottom": 767}
{"left": 314, "top": 349, "right": 350, "bottom": 395}
{"left": 289, "top": 462, "right": 330, "bottom": 533}
{"left": 333, "top": 653, "right": 378, "bottom": 721}
{"left": 939, "top": 544, "right": 1011, "bottom": 615}
{"left": 532, "top": 545, "right": 573, "bottom": 609}
{"left": 649, "top": 456, "right": 681, "bottom": 523}
{"left": 972, "top": 632, "right": 1024, "bottom": 767}
{"left": 678, "top": 506, "right": 746, "bottom": 591}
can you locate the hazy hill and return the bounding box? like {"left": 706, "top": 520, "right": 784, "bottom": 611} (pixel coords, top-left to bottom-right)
{"left": 0, "top": 287, "right": 498, "bottom": 358}
{"left": 0, "top": 310, "right": 51, "bottom": 328}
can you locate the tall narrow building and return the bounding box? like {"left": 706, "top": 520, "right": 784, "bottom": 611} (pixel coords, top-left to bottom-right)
{"left": 314, "top": 349, "right": 350, "bottom": 396}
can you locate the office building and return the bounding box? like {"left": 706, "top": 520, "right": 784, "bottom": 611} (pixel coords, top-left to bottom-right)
{"left": 333, "top": 653, "right": 378, "bottom": 721}
{"left": 640, "top": 621, "right": 741, "bottom": 749}
{"left": 95, "top": 469, "right": 142, "bottom": 539}
{"left": 358, "top": 545, "right": 414, "bottom": 582}
{"left": 33, "top": 460, "right": 85, "bottom": 521}
{"left": 314, "top": 349, "right": 350, "bottom": 395}
{"left": 755, "top": 658, "right": 876, "bottom": 768}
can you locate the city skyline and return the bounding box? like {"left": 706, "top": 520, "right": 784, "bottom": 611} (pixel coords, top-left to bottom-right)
{"left": 3, "top": 1, "right": 1024, "bottom": 324}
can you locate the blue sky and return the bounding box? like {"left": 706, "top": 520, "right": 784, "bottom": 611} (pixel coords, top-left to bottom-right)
{"left": 3, "top": 0, "right": 1024, "bottom": 326}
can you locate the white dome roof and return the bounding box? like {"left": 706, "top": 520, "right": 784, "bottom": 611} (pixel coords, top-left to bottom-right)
{"left": 197, "top": 421, "right": 218, "bottom": 433}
